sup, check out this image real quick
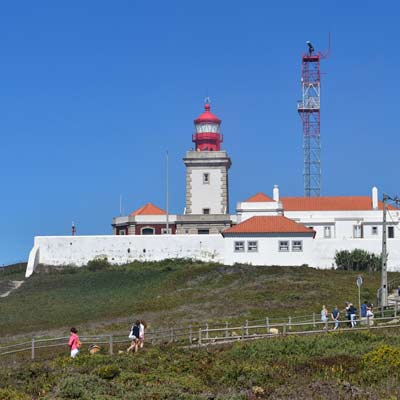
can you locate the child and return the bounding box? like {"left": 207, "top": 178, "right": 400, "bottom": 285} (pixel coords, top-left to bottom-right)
{"left": 68, "top": 327, "right": 80, "bottom": 358}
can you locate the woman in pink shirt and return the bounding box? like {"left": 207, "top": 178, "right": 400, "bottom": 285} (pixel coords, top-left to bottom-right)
{"left": 68, "top": 327, "right": 80, "bottom": 358}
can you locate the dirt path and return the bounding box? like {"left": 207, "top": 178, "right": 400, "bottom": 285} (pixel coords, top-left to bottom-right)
{"left": 0, "top": 280, "right": 24, "bottom": 298}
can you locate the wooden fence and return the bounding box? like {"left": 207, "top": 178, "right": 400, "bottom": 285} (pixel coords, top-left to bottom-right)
{"left": 2, "top": 305, "right": 400, "bottom": 361}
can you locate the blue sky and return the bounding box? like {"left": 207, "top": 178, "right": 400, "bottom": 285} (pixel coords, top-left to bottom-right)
{"left": 0, "top": 1, "right": 398, "bottom": 264}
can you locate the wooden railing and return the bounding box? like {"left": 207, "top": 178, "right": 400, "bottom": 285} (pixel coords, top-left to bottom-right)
{"left": 2, "top": 306, "right": 400, "bottom": 360}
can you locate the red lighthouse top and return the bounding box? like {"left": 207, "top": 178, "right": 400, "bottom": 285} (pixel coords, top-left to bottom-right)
{"left": 192, "top": 100, "right": 223, "bottom": 151}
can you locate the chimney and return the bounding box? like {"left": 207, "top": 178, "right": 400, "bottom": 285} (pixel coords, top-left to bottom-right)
{"left": 273, "top": 185, "right": 280, "bottom": 202}
{"left": 372, "top": 186, "right": 378, "bottom": 210}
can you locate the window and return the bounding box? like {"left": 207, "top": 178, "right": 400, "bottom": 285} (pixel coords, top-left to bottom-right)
{"left": 372, "top": 226, "right": 378, "bottom": 235}
{"left": 198, "top": 229, "right": 209, "bottom": 235}
{"left": 118, "top": 229, "right": 126, "bottom": 235}
{"left": 247, "top": 241, "right": 258, "bottom": 252}
{"left": 234, "top": 241, "right": 245, "bottom": 252}
{"left": 324, "top": 226, "right": 331, "bottom": 238}
{"left": 292, "top": 240, "right": 303, "bottom": 252}
{"left": 203, "top": 173, "right": 210, "bottom": 184}
{"left": 353, "top": 225, "right": 363, "bottom": 238}
{"left": 279, "top": 241, "right": 289, "bottom": 252}
{"left": 161, "top": 228, "right": 172, "bottom": 234}
{"left": 203, "top": 208, "right": 210, "bottom": 215}
{"left": 141, "top": 227, "right": 155, "bottom": 235}
{"left": 388, "top": 226, "right": 395, "bottom": 239}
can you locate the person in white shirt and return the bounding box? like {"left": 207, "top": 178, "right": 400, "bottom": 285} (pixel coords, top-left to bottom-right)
{"left": 139, "top": 320, "right": 146, "bottom": 349}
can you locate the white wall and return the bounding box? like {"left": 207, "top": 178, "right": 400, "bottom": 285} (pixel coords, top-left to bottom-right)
{"left": 26, "top": 234, "right": 400, "bottom": 278}
{"left": 26, "top": 235, "right": 225, "bottom": 277}
{"left": 190, "top": 168, "right": 222, "bottom": 214}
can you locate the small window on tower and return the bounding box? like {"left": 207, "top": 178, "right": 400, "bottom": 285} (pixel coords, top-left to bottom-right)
{"left": 203, "top": 208, "right": 210, "bottom": 215}
{"left": 203, "top": 173, "right": 210, "bottom": 184}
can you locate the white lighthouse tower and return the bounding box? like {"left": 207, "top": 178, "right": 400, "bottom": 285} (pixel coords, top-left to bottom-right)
{"left": 176, "top": 100, "right": 232, "bottom": 234}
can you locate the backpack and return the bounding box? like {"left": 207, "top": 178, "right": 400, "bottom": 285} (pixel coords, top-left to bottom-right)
{"left": 129, "top": 326, "right": 136, "bottom": 340}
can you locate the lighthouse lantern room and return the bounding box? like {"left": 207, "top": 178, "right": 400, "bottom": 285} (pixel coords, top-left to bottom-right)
{"left": 192, "top": 100, "right": 223, "bottom": 151}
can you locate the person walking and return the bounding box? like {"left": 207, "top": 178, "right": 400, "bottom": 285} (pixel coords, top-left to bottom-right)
{"left": 68, "top": 327, "right": 81, "bottom": 358}
{"left": 361, "top": 301, "right": 368, "bottom": 318}
{"left": 331, "top": 305, "right": 340, "bottom": 330}
{"left": 321, "top": 305, "right": 329, "bottom": 329}
{"left": 127, "top": 320, "right": 140, "bottom": 353}
{"left": 349, "top": 303, "right": 357, "bottom": 328}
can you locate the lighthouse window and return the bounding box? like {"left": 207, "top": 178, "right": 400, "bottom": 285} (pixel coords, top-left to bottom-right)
{"left": 203, "top": 173, "right": 210, "bottom": 184}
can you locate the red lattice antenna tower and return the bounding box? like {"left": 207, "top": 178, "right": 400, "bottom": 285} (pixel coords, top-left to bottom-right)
{"left": 297, "top": 36, "right": 330, "bottom": 197}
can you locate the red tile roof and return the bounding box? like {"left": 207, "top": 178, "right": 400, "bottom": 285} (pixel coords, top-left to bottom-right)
{"left": 280, "top": 196, "right": 396, "bottom": 211}
{"left": 130, "top": 203, "right": 166, "bottom": 216}
{"left": 223, "top": 216, "right": 315, "bottom": 235}
{"left": 244, "top": 192, "right": 274, "bottom": 202}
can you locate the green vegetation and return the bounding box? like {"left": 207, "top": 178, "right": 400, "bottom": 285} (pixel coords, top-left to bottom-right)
{"left": 1, "top": 331, "right": 400, "bottom": 399}
{"left": 0, "top": 259, "right": 397, "bottom": 338}
{"left": 335, "top": 249, "right": 382, "bottom": 272}
{"left": 1, "top": 260, "right": 400, "bottom": 398}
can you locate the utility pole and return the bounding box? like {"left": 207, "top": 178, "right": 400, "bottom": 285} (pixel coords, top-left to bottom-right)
{"left": 166, "top": 150, "right": 169, "bottom": 233}
{"left": 381, "top": 194, "right": 400, "bottom": 309}
{"left": 381, "top": 194, "right": 388, "bottom": 308}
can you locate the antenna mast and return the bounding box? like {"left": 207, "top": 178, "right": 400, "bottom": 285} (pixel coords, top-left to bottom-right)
{"left": 297, "top": 36, "right": 330, "bottom": 197}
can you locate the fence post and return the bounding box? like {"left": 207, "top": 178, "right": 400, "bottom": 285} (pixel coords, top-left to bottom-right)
{"left": 283, "top": 323, "right": 287, "bottom": 335}
{"left": 225, "top": 321, "right": 229, "bottom": 338}
{"left": 109, "top": 335, "right": 113, "bottom": 355}
{"left": 189, "top": 325, "right": 192, "bottom": 344}
{"left": 245, "top": 320, "right": 249, "bottom": 336}
{"left": 31, "top": 337, "right": 35, "bottom": 360}
{"left": 367, "top": 315, "right": 370, "bottom": 331}
{"left": 205, "top": 323, "right": 209, "bottom": 340}
{"left": 266, "top": 317, "right": 270, "bottom": 334}
{"left": 198, "top": 328, "right": 202, "bottom": 346}
{"left": 313, "top": 313, "right": 316, "bottom": 328}
{"left": 288, "top": 316, "right": 292, "bottom": 331}
{"left": 241, "top": 326, "right": 245, "bottom": 339}
{"left": 395, "top": 300, "right": 398, "bottom": 318}
{"left": 325, "top": 319, "right": 328, "bottom": 331}
{"left": 170, "top": 328, "right": 174, "bottom": 342}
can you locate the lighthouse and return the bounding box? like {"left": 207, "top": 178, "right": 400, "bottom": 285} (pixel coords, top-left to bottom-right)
{"left": 176, "top": 100, "right": 232, "bottom": 234}
{"left": 192, "top": 100, "right": 222, "bottom": 151}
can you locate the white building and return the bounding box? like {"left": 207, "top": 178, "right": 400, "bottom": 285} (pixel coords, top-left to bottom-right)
{"left": 26, "top": 103, "right": 400, "bottom": 277}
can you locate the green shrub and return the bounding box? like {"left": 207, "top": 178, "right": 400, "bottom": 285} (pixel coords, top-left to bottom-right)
{"left": 87, "top": 258, "right": 112, "bottom": 271}
{"left": 0, "top": 388, "right": 30, "bottom": 400}
{"left": 95, "top": 365, "right": 121, "bottom": 380}
{"left": 335, "top": 249, "right": 381, "bottom": 271}
{"left": 362, "top": 344, "right": 400, "bottom": 381}
{"left": 58, "top": 376, "right": 88, "bottom": 399}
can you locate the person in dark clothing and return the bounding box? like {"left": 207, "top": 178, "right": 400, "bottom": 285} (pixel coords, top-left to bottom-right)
{"left": 361, "top": 301, "right": 368, "bottom": 318}
{"left": 349, "top": 303, "right": 357, "bottom": 328}
{"left": 127, "top": 320, "right": 141, "bottom": 353}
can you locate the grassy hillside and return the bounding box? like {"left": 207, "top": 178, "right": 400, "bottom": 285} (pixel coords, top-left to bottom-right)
{"left": 1, "top": 330, "right": 400, "bottom": 399}
{"left": 0, "top": 259, "right": 396, "bottom": 339}
{"left": 2, "top": 260, "right": 400, "bottom": 399}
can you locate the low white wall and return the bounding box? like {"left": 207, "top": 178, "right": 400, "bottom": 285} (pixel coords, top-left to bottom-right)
{"left": 26, "top": 235, "right": 225, "bottom": 277}
{"left": 25, "top": 234, "right": 400, "bottom": 278}
{"left": 308, "top": 239, "right": 400, "bottom": 271}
